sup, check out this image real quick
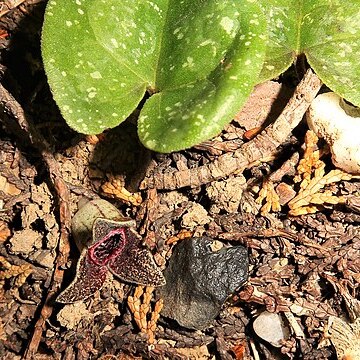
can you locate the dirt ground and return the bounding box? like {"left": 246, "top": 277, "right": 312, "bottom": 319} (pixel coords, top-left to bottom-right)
{"left": 1, "top": 1, "right": 359, "bottom": 359}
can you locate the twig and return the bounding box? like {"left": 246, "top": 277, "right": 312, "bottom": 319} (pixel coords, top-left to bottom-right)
{"left": 141, "top": 69, "right": 322, "bottom": 190}
{"left": 0, "top": 83, "right": 71, "bottom": 359}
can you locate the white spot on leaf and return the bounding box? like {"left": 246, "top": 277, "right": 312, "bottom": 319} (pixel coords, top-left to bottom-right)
{"left": 182, "top": 57, "right": 194, "bottom": 68}
{"left": 90, "top": 71, "right": 102, "bottom": 79}
{"left": 146, "top": 140, "right": 157, "bottom": 148}
{"left": 220, "top": 17, "right": 235, "bottom": 35}
{"left": 110, "top": 38, "right": 119, "bottom": 48}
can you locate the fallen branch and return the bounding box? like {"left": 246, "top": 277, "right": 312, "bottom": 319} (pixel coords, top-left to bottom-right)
{"left": 0, "top": 83, "right": 71, "bottom": 359}
{"left": 141, "top": 69, "right": 322, "bottom": 190}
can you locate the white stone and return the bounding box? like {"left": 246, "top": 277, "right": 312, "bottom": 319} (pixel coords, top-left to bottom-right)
{"left": 307, "top": 92, "right": 360, "bottom": 174}
{"left": 253, "top": 311, "right": 289, "bottom": 347}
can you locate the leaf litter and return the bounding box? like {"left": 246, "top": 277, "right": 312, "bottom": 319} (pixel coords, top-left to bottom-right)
{"left": 1, "top": 2, "right": 360, "bottom": 360}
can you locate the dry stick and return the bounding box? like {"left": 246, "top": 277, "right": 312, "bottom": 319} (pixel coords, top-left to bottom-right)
{"left": 141, "top": 69, "right": 322, "bottom": 190}
{"left": 0, "top": 83, "right": 71, "bottom": 359}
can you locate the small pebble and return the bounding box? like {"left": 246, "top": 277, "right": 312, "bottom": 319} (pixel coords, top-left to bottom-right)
{"left": 253, "top": 311, "right": 290, "bottom": 347}
{"left": 159, "top": 237, "right": 249, "bottom": 329}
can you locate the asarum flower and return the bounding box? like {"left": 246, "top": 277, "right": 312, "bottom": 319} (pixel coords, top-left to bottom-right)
{"left": 57, "top": 199, "right": 165, "bottom": 303}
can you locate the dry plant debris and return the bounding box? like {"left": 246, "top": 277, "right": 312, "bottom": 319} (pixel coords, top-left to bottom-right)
{"left": 293, "top": 130, "right": 324, "bottom": 185}
{"left": 289, "top": 167, "right": 351, "bottom": 215}
{"left": 322, "top": 272, "right": 360, "bottom": 323}
{"left": 289, "top": 131, "right": 357, "bottom": 216}
{"left": 0, "top": 221, "right": 11, "bottom": 242}
{"left": 56, "top": 302, "right": 93, "bottom": 330}
{"left": 256, "top": 152, "right": 299, "bottom": 214}
{"left": 166, "top": 229, "right": 193, "bottom": 245}
{"left": 1, "top": 74, "right": 71, "bottom": 360}
{"left": 322, "top": 316, "right": 360, "bottom": 360}
{"left": 257, "top": 130, "right": 359, "bottom": 216}
{"left": 0, "top": 1, "right": 27, "bottom": 19}
{"left": 172, "top": 344, "right": 212, "bottom": 359}
{"left": 256, "top": 180, "right": 281, "bottom": 215}
{"left": 233, "top": 81, "right": 291, "bottom": 132}
{"left": 102, "top": 175, "right": 142, "bottom": 206}
{"left": 0, "top": 255, "right": 32, "bottom": 287}
{"left": 128, "top": 285, "right": 163, "bottom": 344}
{"left": 206, "top": 175, "right": 246, "bottom": 214}
{"left": 0, "top": 172, "right": 21, "bottom": 196}
{"left": 0, "top": 319, "right": 6, "bottom": 342}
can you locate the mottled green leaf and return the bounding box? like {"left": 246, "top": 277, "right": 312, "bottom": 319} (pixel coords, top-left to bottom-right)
{"left": 259, "top": 0, "right": 360, "bottom": 106}
{"left": 42, "top": 0, "right": 267, "bottom": 152}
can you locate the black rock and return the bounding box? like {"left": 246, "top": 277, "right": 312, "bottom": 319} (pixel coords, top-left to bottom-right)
{"left": 159, "top": 237, "right": 249, "bottom": 330}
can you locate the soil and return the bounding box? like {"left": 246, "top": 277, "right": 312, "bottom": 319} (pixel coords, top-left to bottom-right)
{"left": 1, "top": 2, "right": 359, "bottom": 360}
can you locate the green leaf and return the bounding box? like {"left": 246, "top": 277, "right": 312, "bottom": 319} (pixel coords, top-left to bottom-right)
{"left": 42, "top": 0, "right": 267, "bottom": 152}
{"left": 259, "top": 0, "right": 360, "bottom": 107}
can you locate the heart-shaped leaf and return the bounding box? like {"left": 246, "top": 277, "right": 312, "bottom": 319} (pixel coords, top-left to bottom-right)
{"left": 42, "top": 0, "right": 267, "bottom": 152}
{"left": 259, "top": 0, "right": 360, "bottom": 107}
